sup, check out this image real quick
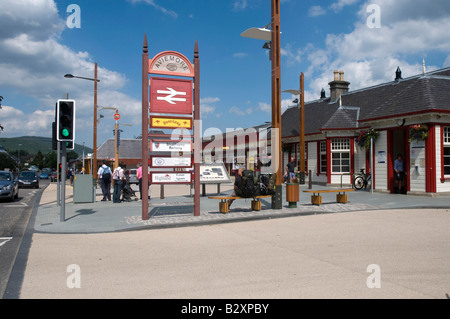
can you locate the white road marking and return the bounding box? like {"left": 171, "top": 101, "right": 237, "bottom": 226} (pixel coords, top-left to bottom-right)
{"left": 4, "top": 202, "right": 28, "bottom": 208}
{"left": 0, "top": 237, "right": 13, "bottom": 247}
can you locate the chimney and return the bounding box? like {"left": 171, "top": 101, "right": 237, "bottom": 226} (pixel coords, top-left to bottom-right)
{"left": 395, "top": 66, "right": 402, "bottom": 81}
{"left": 329, "top": 70, "right": 350, "bottom": 101}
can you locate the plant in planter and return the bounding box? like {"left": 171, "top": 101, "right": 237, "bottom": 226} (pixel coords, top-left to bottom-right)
{"left": 356, "top": 128, "right": 379, "bottom": 150}
{"left": 409, "top": 124, "right": 428, "bottom": 142}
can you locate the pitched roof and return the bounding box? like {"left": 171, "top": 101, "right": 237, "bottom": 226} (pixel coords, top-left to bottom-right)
{"left": 282, "top": 67, "right": 450, "bottom": 137}
{"left": 97, "top": 139, "right": 142, "bottom": 159}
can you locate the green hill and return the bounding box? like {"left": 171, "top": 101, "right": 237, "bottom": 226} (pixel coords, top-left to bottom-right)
{"left": 0, "top": 136, "right": 93, "bottom": 156}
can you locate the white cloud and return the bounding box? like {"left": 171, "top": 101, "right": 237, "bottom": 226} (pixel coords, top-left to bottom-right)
{"left": 233, "top": 52, "right": 248, "bottom": 59}
{"left": 330, "top": 0, "right": 360, "bottom": 12}
{"left": 444, "top": 55, "right": 450, "bottom": 68}
{"left": 308, "top": 6, "right": 326, "bottom": 17}
{"left": 284, "top": 0, "right": 450, "bottom": 103}
{"left": 233, "top": 0, "right": 248, "bottom": 11}
{"left": 127, "top": 0, "right": 178, "bottom": 18}
{"left": 200, "top": 97, "right": 220, "bottom": 115}
{"left": 0, "top": 0, "right": 143, "bottom": 145}
{"left": 229, "top": 106, "right": 246, "bottom": 116}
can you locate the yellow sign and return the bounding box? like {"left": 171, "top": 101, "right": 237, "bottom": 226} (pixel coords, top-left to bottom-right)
{"left": 150, "top": 116, "right": 192, "bottom": 129}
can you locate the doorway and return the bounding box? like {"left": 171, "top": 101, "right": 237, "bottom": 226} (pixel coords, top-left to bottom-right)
{"left": 388, "top": 128, "right": 409, "bottom": 194}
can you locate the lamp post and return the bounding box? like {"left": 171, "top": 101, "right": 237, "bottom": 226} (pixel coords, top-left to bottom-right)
{"left": 241, "top": 0, "right": 282, "bottom": 209}
{"left": 64, "top": 62, "right": 100, "bottom": 178}
{"left": 283, "top": 72, "right": 305, "bottom": 184}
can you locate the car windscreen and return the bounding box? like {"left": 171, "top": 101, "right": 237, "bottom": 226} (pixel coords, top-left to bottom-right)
{"left": 19, "top": 172, "right": 37, "bottom": 178}
{"left": 0, "top": 173, "right": 11, "bottom": 181}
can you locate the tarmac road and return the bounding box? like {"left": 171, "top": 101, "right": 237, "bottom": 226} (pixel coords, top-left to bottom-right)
{"left": 0, "top": 179, "right": 49, "bottom": 298}
{"left": 15, "top": 208, "right": 450, "bottom": 299}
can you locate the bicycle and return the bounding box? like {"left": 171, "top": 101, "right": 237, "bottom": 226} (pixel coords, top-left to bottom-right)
{"left": 353, "top": 169, "right": 371, "bottom": 191}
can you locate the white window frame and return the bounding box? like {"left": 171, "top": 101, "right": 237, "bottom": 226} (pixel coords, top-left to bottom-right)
{"left": 444, "top": 127, "right": 450, "bottom": 176}
{"left": 320, "top": 141, "right": 327, "bottom": 174}
{"left": 331, "top": 139, "right": 351, "bottom": 173}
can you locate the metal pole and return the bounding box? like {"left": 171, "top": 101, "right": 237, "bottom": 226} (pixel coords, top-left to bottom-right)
{"left": 93, "top": 62, "right": 98, "bottom": 179}
{"left": 299, "top": 72, "right": 305, "bottom": 184}
{"left": 141, "top": 35, "right": 149, "bottom": 220}
{"left": 193, "top": 41, "right": 201, "bottom": 216}
{"left": 61, "top": 142, "right": 66, "bottom": 222}
{"left": 114, "top": 120, "right": 119, "bottom": 170}
{"left": 271, "top": 0, "right": 283, "bottom": 209}
{"left": 57, "top": 140, "right": 60, "bottom": 207}
{"left": 82, "top": 142, "right": 85, "bottom": 172}
{"left": 370, "top": 137, "right": 374, "bottom": 194}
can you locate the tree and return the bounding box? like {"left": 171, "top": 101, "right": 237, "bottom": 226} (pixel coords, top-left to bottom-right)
{"left": 67, "top": 151, "right": 79, "bottom": 161}
{"left": 0, "top": 153, "right": 17, "bottom": 171}
{"left": 31, "top": 150, "right": 45, "bottom": 170}
{"left": 44, "top": 151, "right": 57, "bottom": 169}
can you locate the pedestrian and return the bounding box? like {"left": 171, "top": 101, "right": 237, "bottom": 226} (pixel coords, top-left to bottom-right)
{"left": 136, "top": 162, "right": 143, "bottom": 200}
{"left": 287, "top": 156, "right": 296, "bottom": 183}
{"left": 394, "top": 153, "right": 404, "bottom": 194}
{"left": 97, "top": 161, "right": 112, "bottom": 201}
{"left": 112, "top": 162, "right": 125, "bottom": 203}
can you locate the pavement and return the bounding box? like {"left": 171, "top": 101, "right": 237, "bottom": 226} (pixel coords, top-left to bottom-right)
{"left": 33, "top": 179, "right": 450, "bottom": 234}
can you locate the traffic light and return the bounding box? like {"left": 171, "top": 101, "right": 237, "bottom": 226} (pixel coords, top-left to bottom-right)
{"left": 56, "top": 99, "right": 75, "bottom": 141}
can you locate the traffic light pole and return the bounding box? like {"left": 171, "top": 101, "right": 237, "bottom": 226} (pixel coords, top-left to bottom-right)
{"left": 60, "top": 142, "right": 66, "bottom": 222}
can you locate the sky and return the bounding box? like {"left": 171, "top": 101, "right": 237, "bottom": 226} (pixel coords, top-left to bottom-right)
{"left": 0, "top": 0, "right": 449, "bottom": 149}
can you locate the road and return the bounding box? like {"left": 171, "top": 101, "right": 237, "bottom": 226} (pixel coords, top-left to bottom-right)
{"left": 15, "top": 208, "right": 450, "bottom": 299}
{"left": 0, "top": 179, "right": 49, "bottom": 298}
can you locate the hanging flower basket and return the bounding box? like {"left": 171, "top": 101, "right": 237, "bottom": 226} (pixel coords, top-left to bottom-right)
{"left": 409, "top": 124, "right": 428, "bottom": 142}
{"left": 356, "top": 128, "right": 379, "bottom": 150}
{"left": 282, "top": 143, "right": 293, "bottom": 154}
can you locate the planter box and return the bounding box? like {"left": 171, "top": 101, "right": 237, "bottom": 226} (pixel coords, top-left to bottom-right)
{"left": 286, "top": 183, "right": 300, "bottom": 208}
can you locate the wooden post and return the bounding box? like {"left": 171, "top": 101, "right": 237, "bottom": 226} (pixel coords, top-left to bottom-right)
{"left": 271, "top": 0, "right": 283, "bottom": 209}
{"left": 299, "top": 72, "right": 305, "bottom": 184}
{"left": 193, "top": 41, "right": 201, "bottom": 216}
{"left": 142, "top": 35, "right": 149, "bottom": 220}
{"left": 93, "top": 62, "right": 98, "bottom": 179}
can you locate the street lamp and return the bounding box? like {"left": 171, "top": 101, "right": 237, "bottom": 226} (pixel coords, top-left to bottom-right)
{"left": 240, "top": 0, "right": 282, "bottom": 209}
{"left": 283, "top": 72, "right": 306, "bottom": 184}
{"left": 64, "top": 62, "right": 100, "bottom": 178}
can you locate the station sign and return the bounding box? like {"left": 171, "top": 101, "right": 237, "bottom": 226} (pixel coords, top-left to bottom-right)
{"left": 150, "top": 77, "right": 193, "bottom": 115}
{"left": 150, "top": 116, "right": 192, "bottom": 129}
{"left": 149, "top": 139, "right": 192, "bottom": 153}
{"left": 149, "top": 156, "right": 192, "bottom": 168}
{"left": 150, "top": 172, "right": 192, "bottom": 184}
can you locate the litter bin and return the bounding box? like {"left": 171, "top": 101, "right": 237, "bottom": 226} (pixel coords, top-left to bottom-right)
{"left": 73, "top": 174, "right": 95, "bottom": 203}
{"left": 286, "top": 183, "right": 300, "bottom": 208}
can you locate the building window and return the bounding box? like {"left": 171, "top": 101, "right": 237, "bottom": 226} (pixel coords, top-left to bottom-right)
{"left": 331, "top": 138, "right": 350, "bottom": 173}
{"left": 320, "top": 141, "right": 327, "bottom": 173}
{"left": 444, "top": 127, "right": 450, "bottom": 176}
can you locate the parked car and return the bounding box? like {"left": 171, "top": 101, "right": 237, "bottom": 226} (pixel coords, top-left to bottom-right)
{"left": 50, "top": 171, "right": 58, "bottom": 182}
{"left": 39, "top": 171, "right": 49, "bottom": 179}
{"left": 18, "top": 171, "right": 39, "bottom": 188}
{"left": 125, "top": 169, "right": 139, "bottom": 185}
{"left": 0, "top": 171, "right": 19, "bottom": 201}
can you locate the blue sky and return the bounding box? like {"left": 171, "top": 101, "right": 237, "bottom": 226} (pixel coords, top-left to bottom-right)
{"left": 0, "top": 0, "right": 449, "bottom": 149}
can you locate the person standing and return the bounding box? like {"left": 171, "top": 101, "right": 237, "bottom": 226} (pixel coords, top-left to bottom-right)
{"left": 112, "top": 162, "right": 125, "bottom": 203}
{"left": 136, "top": 162, "right": 143, "bottom": 201}
{"left": 287, "top": 156, "right": 296, "bottom": 183}
{"left": 97, "top": 162, "right": 112, "bottom": 201}
{"left": 394, "top": 154, "right": 404, "bottom": 194}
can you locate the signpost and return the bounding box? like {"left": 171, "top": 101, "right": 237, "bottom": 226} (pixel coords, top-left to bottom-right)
{"left": 142, "top": 35, "right": 200, "bottom": 220}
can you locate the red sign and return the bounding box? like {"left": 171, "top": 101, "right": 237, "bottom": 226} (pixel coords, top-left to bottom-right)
{"left": 113, "top": 113, "right": 120, "bottom": 120}
{"left": 150, "top": 77, "right": 193, "bottom": 115}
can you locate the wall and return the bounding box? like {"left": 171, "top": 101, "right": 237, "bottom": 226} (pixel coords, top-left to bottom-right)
{"left": 409, "top": 139, "right": 426, "bottom": 193}
{"left": 374, "top": 131, "right": 388, "bottom": 191}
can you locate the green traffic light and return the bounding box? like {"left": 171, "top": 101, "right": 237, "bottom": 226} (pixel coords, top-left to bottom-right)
{"left": 62, "top": 128, "right": 70, "bottom": 137}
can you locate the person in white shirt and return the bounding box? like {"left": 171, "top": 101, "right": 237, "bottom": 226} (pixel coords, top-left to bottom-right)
{"left": 97, "top": 162, "right": 112, "bottom": 201}
{"left": 112, "top": 162, "right": 125, "bottom": 203}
